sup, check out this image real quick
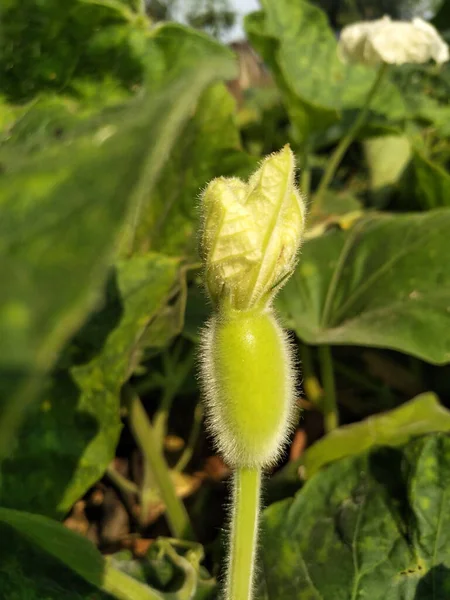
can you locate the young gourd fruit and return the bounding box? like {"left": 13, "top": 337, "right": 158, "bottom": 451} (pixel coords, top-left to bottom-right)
{"left": 199, "top": 146, "right": 306, "bottom": 468}
{"left": 202, "top": 309, "right": 295, "bottom": 467}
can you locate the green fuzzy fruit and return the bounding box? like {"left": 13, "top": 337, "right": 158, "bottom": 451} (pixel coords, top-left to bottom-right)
{"left": 200, "top": 309, "right": 296, "bottom": 468}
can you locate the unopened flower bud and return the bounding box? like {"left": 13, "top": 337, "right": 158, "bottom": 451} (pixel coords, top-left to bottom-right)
{"left": 200, "top": 145, "right": 306, "bottom": 311}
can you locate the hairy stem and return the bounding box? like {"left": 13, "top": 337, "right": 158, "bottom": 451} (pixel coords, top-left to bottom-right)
{"left": 226, "top": 467, "right": 261, "bottom": 600}
{"left": 318, "top": 345, "right": 338, "bottom": 432}
{"left": 126, "top": 387, "right": 194, "bottom": 539}
{"left": 314, "top": 63, "right": 388, "bottom": 207}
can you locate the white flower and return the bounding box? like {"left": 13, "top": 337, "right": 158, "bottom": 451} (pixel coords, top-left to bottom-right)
{"left": 339, "top": 16, "right": 449, "bottom": 66}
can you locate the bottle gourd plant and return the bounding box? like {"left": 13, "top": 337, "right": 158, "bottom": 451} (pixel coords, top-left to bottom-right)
{"left": 199, "top": 145, "right": 306, "bottom": 599}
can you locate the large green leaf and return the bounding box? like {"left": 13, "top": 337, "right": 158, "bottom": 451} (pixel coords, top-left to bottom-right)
{"left": 257, "top": 434, "right": 450, "bottom": 599}
{"left": 0, "top": 83, "right": 132, "bottom": 151}
{"left": 0, "top": 0, "right": 148, "bottom": 102}
{"left": 0, "top": 527, "right": 112, "bottom": 600}
{"left": 280, "top": 393, "right": 450, "bottom": 481}
{"left": 0, "top": 27, "right": 237, "bottom": 460}
{"left": 135, "top": 81, "right": 257, "bottom": 257}
{"left": 391, "top": 60, "right": 450, "bottom": 133}
{"left": 0, "top": 253, "right": 180, "bottom": 515}
{"left": 0, "top": 509, "right": 164, "bottom": 600}
{"left": 0, "top": 508, "right": 214, "bottom": 599}
{"left": 410, "top": 147, "right": 450, "bottom": 209}
{"left": 245, "top": 0, "right": 405, "bottom": 141}
{"left": 403, "top": 91, "right": 450, "bottom": 135}
{"left": 277, "top": 210, "right": 450, "bottom": 364}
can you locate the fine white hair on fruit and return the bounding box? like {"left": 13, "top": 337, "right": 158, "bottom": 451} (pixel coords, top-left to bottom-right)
{"left": 338, "top": 15, "right": 449, "bottom": 66}
{"left": 197, "top": 146, "right": 305, "bottom": 471}
{"left": 199, "top": 309, "right": 299, "bottom": 469}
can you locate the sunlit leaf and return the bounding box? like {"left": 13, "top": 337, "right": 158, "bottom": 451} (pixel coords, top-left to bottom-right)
{"left": 277, "top": 210, "right": 450, "bottom": 364}
{"left": 0, "top": 24, "right": 237, "bottom": 460}
{"left": 1, "top": 253, "right": 180, "bottom": 515}
{"left": 257, "top": 434, "right": 450, "bottom": 599}
{"left": 281, "top": 393, "right": 450, "bottom": 480}
{"left": 0, "top": 508, "right": 164, "bottom": 599}
{"left": 245, "top": 0, "right": 405, "bottom": 142}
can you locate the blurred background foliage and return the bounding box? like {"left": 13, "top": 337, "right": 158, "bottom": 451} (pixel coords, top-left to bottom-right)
{"left": 1, "top": 0, "right": 450, "bottom": 598}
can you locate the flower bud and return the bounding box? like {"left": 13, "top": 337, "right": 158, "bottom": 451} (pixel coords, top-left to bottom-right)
{"left": 200, "top": 145, "right": 306, "bottom": 311}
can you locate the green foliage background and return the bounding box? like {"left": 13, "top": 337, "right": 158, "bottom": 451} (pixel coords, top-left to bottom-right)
{"left": 1, "top": 0, "right": 450, "bottom": 598}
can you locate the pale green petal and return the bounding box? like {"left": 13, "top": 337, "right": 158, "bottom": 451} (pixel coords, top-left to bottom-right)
{"left": 200, "top": 146, "right": 306, "bottom": 310}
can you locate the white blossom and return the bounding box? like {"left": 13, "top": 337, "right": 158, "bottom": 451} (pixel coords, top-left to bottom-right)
{"left": 339, "top": 16, "right": 449, "bottom": 66}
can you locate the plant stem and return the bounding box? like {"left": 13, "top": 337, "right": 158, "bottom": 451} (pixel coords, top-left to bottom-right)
{"left": 175, "top": 403, "right": 203, "bottom": 472}
{"left": 126, "top": 387, "right": 194, "bottom": 540}
{"left": 318, "top": 345, "right": 338, "bottom": 433}
{"left": 226, "top": 467, "right": 261, "bottom": 600}
{"left": 153, "top": 387, "right": 177, "bottom": 446}
{"left": 299, "top": 343, "right": 323, "bottom": 405}
{"left": 103, "top": 561, "right": 166, "bottom": 600}
{"left": 106, "top": 464, "right": 139, "bottom": 495}
{"left": 314, "top": 62, "right": 388, "bottom": 207}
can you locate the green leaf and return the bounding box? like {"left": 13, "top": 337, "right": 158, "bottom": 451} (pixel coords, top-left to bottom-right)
{"left": 139, "top": 264, "right": 199, "bottom": 352}
{"left": 306, "top": 189, "right": 363, "bottom": 235}
{"left": 0, "top": 0, "right": 148, "bottom": 101}
{"left": 277, "top": 210, "right": 450, "bottom": 364}
{"left": 1, "top": 253, "right": 179, "bottom": 515}
{"left": 135, "top": 81, "right": 257, "bottom": 257}
{"left": 364, "top": 135, "right": 411, "bottom": 192}
{"left": 410, "top": 147, "right": 450, "bottom": 209}
{"left": 0, "top": 527, "right": 112, "bottom": 600}
{"left": 257, "top": 434, "right": 450, "bottom": 599}
{"left": 0, "top": 508, "right": 215, "bottom": 599}
{"left": 245, "top": 0, "right": 405, "bottom": 142}
{"left": 0, "top": 508, "right": 164, "bottom": 599}
{"left": 391, "top": 61, "right": 450, "bottom": 133}
{"left": 0, "top": 88, "right": 132, "bottom": 151}
{"left": 0, "top": 30, "right": 237, "bottom": 460}
{"left": 284, "top": 393, "right": 450, "bottom": 480}
{"left": 404, "top": 92, "right": 450, "bottom": 135}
